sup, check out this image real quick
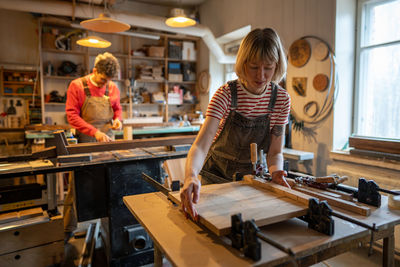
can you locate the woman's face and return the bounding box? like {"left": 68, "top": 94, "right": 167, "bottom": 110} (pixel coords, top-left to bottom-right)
{"left": 244, "top": 60, "right": 276, "bottom": 94}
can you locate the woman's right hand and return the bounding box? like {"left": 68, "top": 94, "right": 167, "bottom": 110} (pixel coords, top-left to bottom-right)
{"left": 180, "top": 176, "right": 201, "bottom": 221}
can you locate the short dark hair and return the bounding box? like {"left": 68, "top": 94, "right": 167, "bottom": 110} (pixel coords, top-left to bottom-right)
{"left": 94, "top": 52, "right": 120, "bottom": 78}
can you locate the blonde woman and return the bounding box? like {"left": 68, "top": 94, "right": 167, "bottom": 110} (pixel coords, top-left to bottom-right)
{"left": 181, "top": 28, "right": 291, "bottom": 220}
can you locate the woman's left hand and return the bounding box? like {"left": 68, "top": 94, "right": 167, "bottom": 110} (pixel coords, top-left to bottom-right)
{"left": 271, "top": 170, "right": 291, "bottom": 188}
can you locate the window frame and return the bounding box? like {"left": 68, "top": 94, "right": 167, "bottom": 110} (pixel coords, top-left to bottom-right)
{"left": 353, "top": 0, "right": 400, "bottom": 141}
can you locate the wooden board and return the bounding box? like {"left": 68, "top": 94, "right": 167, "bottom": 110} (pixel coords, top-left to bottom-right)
{"left": 163, "top": 157, "right": 186, "bottom": 187}
{"left": 169, "top": 181, "right": 308, "bottom": 236}
{"left": 293, "top": 186, "right": 371, "bottom": 216}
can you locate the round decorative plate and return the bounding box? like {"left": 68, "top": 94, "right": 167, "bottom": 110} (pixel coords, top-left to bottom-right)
{"left": 289, "top": 39, "right": 311, "bottom": 67}
{"left": 313, "top": 41, "right": 329, "bottom": 61}
{"left": 313, "top": 73, "right": 329, "bottom": 92}
{"left": 198, "top": 71, "right": 210, "bottom": 94}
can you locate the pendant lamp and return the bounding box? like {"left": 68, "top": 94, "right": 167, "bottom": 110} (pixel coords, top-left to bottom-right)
{"left": 80, "top": 13, "right": 130, "bottom": 33}
{"left": 80, "top": 1, "right": 130, "bottom": 33}
{"left": 77, "top": 36, "right": 111, "bottom": 48}
{"left": 165, "top": 8, "right": 196, "bottom": 28}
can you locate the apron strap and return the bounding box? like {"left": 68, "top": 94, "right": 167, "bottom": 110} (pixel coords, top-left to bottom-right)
{"left": 80, "top": 77, "right": 91, "bottom": 97}
{"left": 81, "top": 77, "right": 110, "bottom": 96}
{"left": 267, "top": 82, "right": 278, "bottom": 112}
{"left": 105, "top": 83, "right": 109, "bottom": 96}
{"left": 227, "top": 80, "right": 238, "bottom": 109}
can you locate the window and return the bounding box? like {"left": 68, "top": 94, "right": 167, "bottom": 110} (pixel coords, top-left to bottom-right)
{"left": 354, "top": 0, "right": 400, "bottom": 140}
{"left": 224, "top": 64, "right": 237, "bottom": 83}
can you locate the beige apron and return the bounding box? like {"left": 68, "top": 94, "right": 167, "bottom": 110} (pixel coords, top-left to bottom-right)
{"left": 77, "top": 77, "right": 114, "bottom": 143}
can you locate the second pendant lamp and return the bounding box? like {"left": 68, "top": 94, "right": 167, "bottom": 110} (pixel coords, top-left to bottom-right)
{"left": 165, "top": 8, "right": 196, "bottom": 28}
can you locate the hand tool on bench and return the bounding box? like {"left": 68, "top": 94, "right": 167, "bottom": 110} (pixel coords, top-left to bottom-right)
{"left": 141, "top": 173, "right": 180, "bottom": 201}
{"left": 0, "top": 131, "right": 196, "bottom": 163}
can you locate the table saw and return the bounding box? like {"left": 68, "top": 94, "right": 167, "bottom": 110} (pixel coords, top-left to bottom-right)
{"left": 0, "top": 134, "right": 196, "bottom": 266}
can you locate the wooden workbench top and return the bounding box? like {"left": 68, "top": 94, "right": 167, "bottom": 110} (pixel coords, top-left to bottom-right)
{"left": 123, "top": 191, "right": 375, "bottom": 266}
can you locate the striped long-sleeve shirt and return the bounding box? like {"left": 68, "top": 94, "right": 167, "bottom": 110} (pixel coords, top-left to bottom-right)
{"left": 206, "top": 81, "right": 291, "bottom": 140}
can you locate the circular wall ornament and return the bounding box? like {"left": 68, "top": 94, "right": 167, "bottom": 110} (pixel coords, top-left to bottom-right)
{"left": 289, "top": 39, "right": 311, "bottom": 67}
{"left": 198, "top": 71, "right": 210, "bottom": 94}
{"left": 313, "top": 41, "right": 329, "bottom": 61}
{"left": 313, "top": 73, "right": 329, "bottom": 92}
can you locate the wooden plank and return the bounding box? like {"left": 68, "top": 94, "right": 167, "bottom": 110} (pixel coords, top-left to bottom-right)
{"left": 243, "top": 175, "right": 311, "bottom": 206}
{"left": 293, "top": 186, "right": 371, "bottom": 216}
{"left": 163, "top": 157, "right": 186, "bottom": 186}
{"left": 282, "top": 147, "right": 314, "bottom": 160}
{"left": 67, "top": 135, "right": 196, "bottom": 154}
{"left": 349, "top": 136, "right": 400, "bottom": 155}
{"left": 169, "top": 181, "right": 308, "bottom": 236}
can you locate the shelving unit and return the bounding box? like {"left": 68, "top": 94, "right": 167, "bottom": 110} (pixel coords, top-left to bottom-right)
{"left": 0, "top": 67, "right": 41, "bottom": 126}
{"left": 38, "top": 21, "right": 200, "bottom": 125}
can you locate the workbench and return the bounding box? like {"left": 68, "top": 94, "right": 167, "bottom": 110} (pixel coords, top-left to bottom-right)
{"left": 124, "top": 188, "right": 400, "bottom": 266}
{"left": 0, "top": 147, "right": 189, "bottom": 266}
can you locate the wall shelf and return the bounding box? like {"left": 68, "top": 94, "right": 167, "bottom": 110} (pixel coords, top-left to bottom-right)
{"left": 39, "top": 22, "right": 200, "bottom": 124}
{"left": 44, "top": 75, "right": 79, "bottom": 80}
{"left": 42, "top": 48, "right": 86, "bottom": 55}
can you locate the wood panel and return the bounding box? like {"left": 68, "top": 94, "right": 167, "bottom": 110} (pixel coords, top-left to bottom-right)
{"left": 169, "top": 181, "right": 308, "bottom": 236}
{"left": 349, "top": 136, "right": 400, "bottom": 155}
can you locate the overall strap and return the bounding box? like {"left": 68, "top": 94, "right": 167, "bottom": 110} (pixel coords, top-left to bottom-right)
{"left": 80, "top": 77, "right": 91, "bottom": 97}
{"left": 267, "top": 82, "right": 278, "bottom": 112}
{"left": 227, "top": 80, "right": 238, "bottom": 109}
{"left": 105, "top": 83, "right": 109, "bottom": 96}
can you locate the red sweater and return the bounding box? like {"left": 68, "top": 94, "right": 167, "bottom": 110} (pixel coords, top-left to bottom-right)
{"left": 66, "top": 74, "right": 122, "bottom": 137}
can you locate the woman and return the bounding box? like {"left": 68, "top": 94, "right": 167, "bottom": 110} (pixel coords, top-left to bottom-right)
{"left": 181, "top": 28, "right": 291, "bottom": 220}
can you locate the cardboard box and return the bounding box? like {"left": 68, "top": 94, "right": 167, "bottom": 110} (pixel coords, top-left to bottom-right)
{"left": 148, "top": 46, "right": 165, "bottom": 57}
{"left": 168, "top": 92, "right": 183, "bottom": 105}
{"left": 168, "top": 74, "right": 183, "bottom": 82}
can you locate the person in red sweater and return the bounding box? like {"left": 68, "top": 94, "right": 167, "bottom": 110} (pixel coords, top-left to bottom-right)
{"left": 66, "top": 52, "right": 122, "bottom": 143}
{"left": 64, "top": 52, "right": 122, "bottom": 243}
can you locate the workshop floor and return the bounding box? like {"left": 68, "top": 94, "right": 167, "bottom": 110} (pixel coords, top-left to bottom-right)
{"left": 62, "top": 222, "right": 395, "bottom": 267}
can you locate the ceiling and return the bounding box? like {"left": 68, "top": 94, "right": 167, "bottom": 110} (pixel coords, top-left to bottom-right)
{"left": 125, "top": 0, "right": 206, "bottom": 7}
{"left": 77, "top": 0, "right": 206, "bottom": 8}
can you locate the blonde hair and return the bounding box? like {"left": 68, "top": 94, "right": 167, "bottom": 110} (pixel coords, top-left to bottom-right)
{"left": 235, "top": 28, "right": 287, "bottom": 83}
{"left": 94, "top": 52, "right": 120, "bottom": 78}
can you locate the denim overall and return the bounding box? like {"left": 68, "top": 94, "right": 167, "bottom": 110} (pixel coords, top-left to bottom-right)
{"left": 199, "top": 80, "right": 277, "bottom": 184}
